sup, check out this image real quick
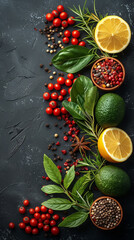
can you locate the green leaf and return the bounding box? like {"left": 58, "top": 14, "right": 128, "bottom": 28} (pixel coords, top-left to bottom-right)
{"left": 83, "top": 191, "right": 94, "bottom": 206}
{"left": 41, "top": 185, "right": 64, "bottom": 194}
{"left": 52, "top": 45, "right": 94, "bottom": 73}
{"left": 58, "top": 211, "right": 89, "bottom": 228}
{"left": 62, "top": 101, "right": 86, "bottom": 120}
{"left": 43, "top": 154, "right": 62, "bottom": 184}
{"left": 42, "top": 198, "right": 73, "bottom": 211}
{"left": 84, "top": 86, "right": 99, "bottom": 116}
{"left": 63, "top": 166, "right": 75, "bottom": 189}
{"left": 71, "top": 75, "right": 93, "bottom": 103}
{"left": 71, "top": 174, "right": 89, "bottom": 201}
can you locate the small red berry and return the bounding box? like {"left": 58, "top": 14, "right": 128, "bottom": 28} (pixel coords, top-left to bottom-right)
{"left": 61, "top": 107, "right": 68, "bottom": 114}
{"left": 41, "top": 205, "right": 47, "bottom": 213}
{"left": 38, "top": 218, "right": 43, "bottom": 223}
{"left": 51, "top": 92, "right": 58, "bottom": 100}
{"left": 56, "top": 141, "right": 60, "bottom": 146}
{"left": 32, "top": 228, "right": 39, "bottom": 235}
{"left": 63, "top": 136, "right": 68, "bottom": 141}
{"left": 46, "top": 107, "right": 53, "bottom": 115}
{"left": 68, "top": 87, "right": 72, "bottom": 94}
{"left": 71, "top": 38, "right": 79, "bottom": 45}
{"left": 19, "top": 222, "right": 26, "bottom": 229}
{"left": 58, "top": 95, "right": 63, "bottom": 101}
{"left": 35, "top": 206, "right": 40, "bottom": 213}
{"left": 60, "top": 12, "right": 68, "bottom": 20}
{"left": 68, "top": 16, "right": 75, "bottom": 25}
{"left": 72, "top": 30, "right": 80, "bottom": 38}
{"left": 79, "top": 41, "right": 86, "bottom": 47}
{"left": 61, "top": 149, "right": 67, "bottom": 155}
{"left": 57, "top": 5, "right": 64, "bottom": 12}
{"left": 43, "top": 225, "right": 50, "bottom": 232}
{"left": 49, "top": 100, "right": 57, "bottom": 109}
{"left": 48, "top": 83, "right": 54, "bottom": 90}
{"left": 67, "top": 73, "right": 74, "bottom": 80}
{"left": 50, "top": 220, "right": 56, "bottom": 226}
{"left": 25, "top": 226, "right": 32, "bottom": 234}
{"left": 48, "top": 209, "right": 54, "bottom": 214}
{"left": 46, "top": 13, "right": 54, "bottom": 22}
{"left": 23, "top": 216, "right": 30, "bottom": 224}
{"left": 62, "top": 37, "right": 69, "bottom": 44}
{"left": 65, "top": 79, "right": 72, "bottom": 86}
{"left": 53, "top": 214, "right": 60, "bottom": 220}
{"left": 41, "top": 214, "right": 46, "bottom": 220}
{"left": 57, "top": 77, "right": 65, "bottom": 85}
{"left": 46, "top": 176, "right": 50, "bottom": 181}
{"left": 9, "top": 222, "right": 15, "bottom": 229}
{"left": 38, "top": 222, "right": 43, "bottom": 229}
{"left": 68, "top": 97, "right": 71, "bottom": 102}
{"left": 54, "top": 83, "right": 61, "bottom": 90}
{"left": 62, "top": 20, "right": 68, "bottom": 28}
{"left": 53, "top": 108, "right": 61, "bottom": 116}
{"left": 60, "top": 89, "right": 67, "bottom": 96}
{"left": 44, "top": 219, "right": 50, "bottom": 225}
{"left": 19, "top": 206, "right": 26, "bottom": 214}
{"left": 64, "top": 30, "right": 71, "bottom": 37}
{"left": 53, "top": 18, "right": 61, "bottom": 27}
{"left": 43, "top": 92, "right": 50, "bottom": 100}
{"left": 30, "top": 218, "right": 38, "bottom": 227}
{"left": 34, "top": 212, "right": 41, "bottom": 219}
{"left": 29, "top": 208, "right": 35, "bottom": 215}
{"left": 46, "top": 213, "right": 51, "bottom": 219}
{"left": 52, "top": 10, "right": 59, "bottom": 18}
{"left": 51, "top": 226, "right": 60, "bottom": 235}
{"left": 23, "top": 200, "right": 30, "bottom": 206}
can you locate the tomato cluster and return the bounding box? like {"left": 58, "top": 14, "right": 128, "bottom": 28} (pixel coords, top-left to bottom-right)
{"left": 63, "top": 29, "right": 86, "bottom": 46}
{"left": 9, "top": 200, "right": 60, "bottom": 236}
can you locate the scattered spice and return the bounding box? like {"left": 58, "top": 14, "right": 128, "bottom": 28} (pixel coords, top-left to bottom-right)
{"left": 71, "top": 135, "right": 91, "bottom": 154}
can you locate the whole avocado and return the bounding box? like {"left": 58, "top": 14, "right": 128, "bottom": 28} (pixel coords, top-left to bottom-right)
{"left": 95, "top": 93, "right": 125, "bottom": 128}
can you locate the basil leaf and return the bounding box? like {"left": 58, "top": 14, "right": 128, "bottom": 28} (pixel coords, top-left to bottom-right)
{"left": 71, "top": 75, "right": 93, "bottom": 103}
{"left": 62, "top": 101, "right": 86, "bottom": 120}
{"left": 58, "top": 211, "right": 89, "bottom": 228}
{"left": 63, "top": 166, "right": 75, "bottom": 189}
{"left": 43, "top": 154, "right": 62, "bottom": 184}
{"left": 72, "top": 174, "right": 89, "bottom": 201}
{"left": 83, "top": 191, "right": 94, "bottom": 206}
{"left": 41, "top": 185, "right": 64, "bottom": 194}
{"left": 52, "top": 45, "right": 94, "bottom": 73}
{"left": 42, "top": 198, "right": 73, "bottom": 211}
{"left": 84, "top": 86, "right": 99, "bottom": 116}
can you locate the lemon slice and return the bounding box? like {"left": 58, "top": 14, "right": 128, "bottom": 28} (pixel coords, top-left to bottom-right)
{"left": 98, "top": 128, "right": 133, "bottom": 162}
{"left": 95, "top": 15, "right": 131, "bottom": 53}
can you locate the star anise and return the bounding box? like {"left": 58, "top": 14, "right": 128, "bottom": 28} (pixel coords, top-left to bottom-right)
{"left": 71, "top": 135, "right": 91, "bottom": 154}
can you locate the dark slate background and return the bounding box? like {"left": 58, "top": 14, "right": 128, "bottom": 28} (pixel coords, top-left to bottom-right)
{"left": 0, "top": 0, "right": 134, "bottom": 239}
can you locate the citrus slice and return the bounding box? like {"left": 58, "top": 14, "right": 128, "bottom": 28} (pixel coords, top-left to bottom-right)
{"left": 95, "top": 15, "right": 131, "bottom": 53}
{"left": 98, "top": 128, "right": 133, "bottom": 162}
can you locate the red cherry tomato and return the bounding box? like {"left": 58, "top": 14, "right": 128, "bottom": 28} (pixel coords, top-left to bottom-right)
{"left": 67, "top": 16, "right": 75, "bottom": 25}
{"left": 19, "top": 206, "right": 26, "bottom": 214}
{"left": 51, "top": 92, "right": 58, "bottom": 100}
{"left": 23, "top": 216, "right": 30, "bottom": 224}
{"left": 30, "top": 218, "right": 38, "bottom": 227}
{"left": 62, "top": 20, "right": 68, "bottom": 28}
{"left": 68, "top": 97, "right": 71, "bottom": 102}
{"left": 54, "top": 83, "right": 61, "bottom": 90}
{"left": 67, "top": 73, "right": 74, "bottom": 80}
{"left": 41, "top": 214, "right": 46, "bottom": 220}
{"left": 62, "top": 37, "right": 69, "bottom": 44}
{"left": 60, "top": 89, "right": 67, "bottom": 96}
{"left": 19, "top": 222, "right": 26, "bottom": 229}
{"left": 25, "top": 226, "right": 32, "bottom": 234}
{"left": 48, "top": 209, "right": 53, "bottom": 214}
{"left": 79, "top": 41, "right": 86, "bottom": 47}
{"left": 48, "top": 83, "right": 54, "bottom": 90}
{"left": 71, "top": 38, "right": 79, "bottom": 45}
{"left": 49, "top": 100, "right": 57, "bottom": 109}
{"left": 53, "top": 108, "right": 61, "bottom": 116}
{"left": 64, "top": 30, "right": 71, "bottom": 37}
{"left": 58, "top": 95, "right": 63, "bottom": 101}
{"left": 43, "top": 92, "right": 50, "bottom": 100}
{"left": 38, "top": 222, "right": 43, "bottom": 229}
{"left": 23, "top": 199, "right": 30, "bottom": 206}
{"left": 50, "top": 220, "right": 56, "bottom": 226}
{"left": 52, "top": 10, "right": 59, "bottom": 18}
{"left": 51, "top": 226, "right": 60, "bottom": 236}
{"left": 29, "top": 208, "right": 35, "bottom": 215}
{"left": 53, "top": 214, "right": 60, "bottom": 220}
{"left": 44, "top": 219, "right": 50, "bottom": 225}
{"left": 68, "top": 87, "right": 72, "bottom": 94}
{"left": 65, "top": 79, "right": 72, "bottom": 87}
{"left": 43, "top": 225, "right": 50, "bottom": 232}
{"left": 61, "top": 107, "right": 68, "bottom": 114}
{"left": 41, "top": 205, "right": 47, "bottom": 213}
{"left": 60, "top": 12, "right": 68, "bottom": 20}
{"left": 32, "top": 228, "right": 39, "bottom": 235}
{"left": 53, "top": 18, "right": 61, "bottom": 27}
{"left": 72, "top": 30, "right": 80, "bottom": 38}
{"left": 57, "top": 77, "right": 65, "bottom": 85}
{"left": 46, "top": 13, "right": 54, "bottom": 22}
{"left": 9, "top": 222, "right": 15, "bottom": 229}
{"left": 73, "top": 78, "right": 77, "bottom": 83}
{"left": 34, "top": 212, "right": 41, "bottom": 219}
{"left": 57, "top": 5, "right": 64, "bottom": 12}
{"left": 46, "top": 107, "right": 53, "bottom": 115}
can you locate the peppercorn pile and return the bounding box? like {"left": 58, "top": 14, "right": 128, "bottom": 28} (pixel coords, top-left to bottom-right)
{"left": 90, "top": 197, "right": 122, "bottom": 229}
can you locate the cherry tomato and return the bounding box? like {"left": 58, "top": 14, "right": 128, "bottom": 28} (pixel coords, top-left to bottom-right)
{"left": 68, "top": 97, "right": 71, "bottom": 102}
{"left": 60, "top": 89, "right": 67, "bottom": 96}
{"left": 53, "top": 214, "right": 60, "bottom": 220}
{"left": 32, "top": 228, "right": 39, "bottom": 235}
{"left": 49, "top": 100, "right": 57, "bottom": 108}
{"left": 54, "top": 83, "right": 61, "bottom": 90}
{"left": 48, "top": 83, "right": 54, "bottom": 90}
{"left": 65, "top": 79, "right": 72, "bottom": 87}
{"left": 67, "top": 16, "right": 75, "bottom": 25}
{"left": 19, "top": 206, "right": 26, "bottom": 214}
{"left": 44, "top": 219, "right": 50, "bottom": 225}
{"left": 25, "top": 226, "right": 32, "bottom": 234}
{"left": 60, "top": 12, "right": 68, "bottom": 20}
{"left": 64, "top": 30, "right": 71, "bottom": 37}
{"left": 29, "top": 208, "right": 35, "bottom": 215}
{"left": 58, "top": 95, "right": 63, "bottom": 101}
{"left": 51, "top": 92, "right": 58, "bottom": 100}
{"left": 43, "top": 92, "right": 50, "bottom": 100}
{"left": 51, "top": 226, "right": 60, "bottom": 236}
{"left": 57, "top": 77, "right": 65, "bottom": 85}
{"left": 48, "top": 209, "right": 54, "bottom": 214}
{"left": 71, "top": 38, "right": 79, "bottom": 45}
{"left": 43, "top": 225, "right": 50, "bottom": 232}
{"left": 57, "top": 5, "right": 64, "bottom": 12}
{"left": 79, "top": 41, "right": 86, "bottom": 47}
{"left": 46, "top": 107, "right": 53, "bottom": 115}
{"left": 23, "top": 216, "right": 30, "bottom": 224}
{"left": 23, "top": 200, "right": 30, "bottom": 206}
{"left": 19, "top": 222, "right": 26, "bottom": 229}
{"left": 62, "top": 37, "right": 69, "bottom": 44}
{"left": 53, "top": 108, "right": 61, "bottom": 116}
{"left": 38, "top": 222, "right": 43, "bottom": 229}
{"left": 52, "top": 10, "right": 59, "bottom": 18}
{"left": 68, "top": 87, "right": 72, "bottom": 94}
{"left": 67, "top": 73, "right": 74, "bottom": 80}
{"left": 61, "top": 107, "right": 68, "bottom": 114}
{"left": 53, "top": 18, "right": 61, "bottom": 27}
{"left": 73, "top": 78, "right": 77, "bottom": 83}
{"left": 34, "top": 212, "right": 41, "bottom": 219}
{"left": 41, "top": 205, "right": 47, "bottom": 213}
{"left": 30, "top": 218, "right": 38, "bottom": 227}
{"left": 72, "top": 30, "right": 80, "bottom": 38}
{"left": 38, "top": 218, "right": 43, "bottom": 223}
{"left": 62, "top": 20, "right": 68, "bottom": 28}
{"left": 46, "top": 13, "right": 54, "bottom": 22}
{"left": 50, "top": 220, "right": 56, "bottom": 226}
{"left": 9, "top": 222, "right": 15, "bottom": 229}
{"left": 41, "top": 214, "right": 46, "bottom": 220}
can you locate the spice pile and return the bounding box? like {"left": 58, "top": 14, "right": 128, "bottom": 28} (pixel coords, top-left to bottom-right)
{"left": 90, "top": 197, "right": 122, "bottom": 230}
